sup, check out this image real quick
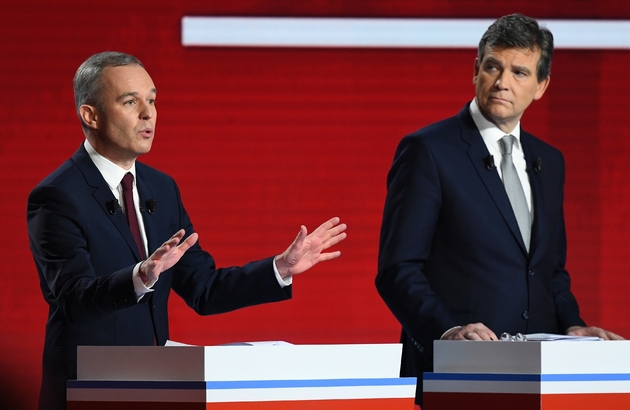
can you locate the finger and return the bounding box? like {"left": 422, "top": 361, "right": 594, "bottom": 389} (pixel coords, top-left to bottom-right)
{"left": 567, "top": 328, "right": 585, "bottom": 336}
{"left": 588, "top": 328, "right": 608, "bottom": 340}
{"left": 478, "top": 330, "right": 497, "bottom": 341}
{"left": 586, "top": 327, "right": 608, "bottom": 339}
{"left": 161, "top": 229, "right": 186, "bottom": 250}
{"left": 322, "top": 231, "right": 347, "bottom": 250}
{"left": 317, "top": 250, "right": 342, "bottom": 262}
{"left": 313, "top": 222, "right": 347, "bottom": 247}
{"left": 608, "top": 332, "right": 625, "bottom": 340}
{"left": 170, "top": 229, "right": 186, "bottom": 241}
{"left": 312, "top": 217, "right": 341, "bottom": 236}
{"left": 465, "top": 331, "right": 482, "bottom": 341}
{"left": 150, "top": 230, "right": 187, "bottom": 258}
{"left": 292, "top": 225, "right": 307, "bottom": 248}
{"left": 176, "top": 232, "right": 199, "bottom": 251}
{"left": 326, "top": 223, "right": 347, "bottom": 238}
{"left": 323, "top": 222, "right": 347, "bottom": 238}
{"left": 450, "top": 332, "right": 466, "bottom": 340}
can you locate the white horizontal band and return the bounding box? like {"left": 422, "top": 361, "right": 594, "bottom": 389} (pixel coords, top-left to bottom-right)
{"left": 68, "top": 385, "right": 416, "bottom": 403}
{"left": 182, "top": 17, "right": 630, "bottom": 49}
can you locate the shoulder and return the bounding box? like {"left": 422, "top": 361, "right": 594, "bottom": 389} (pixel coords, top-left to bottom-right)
{"left": 406, "top": 114, "right": 462, "bottom": 141}
{"left": 394, "top": 110, "right": 470, "bottom": 161}
{"left": 30, "top": 157, "right": 83, "bottom": 195}
{"left": 521, "top": 129, "right": 564, "bottom": 159}
{"left": 400, "top": 104, "right": 473, "bottom": 148}
{"left": 136, "top": 161, "right": 175, "bottom": 184}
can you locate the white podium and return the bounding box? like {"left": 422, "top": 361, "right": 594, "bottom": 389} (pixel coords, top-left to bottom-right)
{"left": 424, "top": 340, "right": 630, "bottom": 410}
{"left": 67, "top": 343, "right": 416, "bottom": 409}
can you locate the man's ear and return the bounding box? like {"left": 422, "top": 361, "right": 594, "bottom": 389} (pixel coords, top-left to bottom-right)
{"left": 534, "top": 76, "right": 551, "bottom": 101}
{"left": 79, "top": 105, "right": 99, "bottom": 129}
{"left": 473, "top": 58, "right": 480, "bottom": 85}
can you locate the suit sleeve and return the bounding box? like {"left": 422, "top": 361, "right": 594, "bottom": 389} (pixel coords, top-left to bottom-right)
{"left": 27, "top": 185, "right": 138, "bottom": 325}
{"left": 549, "top": 161, "right": 587, "bottom": 331}
{"left": 376, "top": 135, "right": 457, "bottom": 354}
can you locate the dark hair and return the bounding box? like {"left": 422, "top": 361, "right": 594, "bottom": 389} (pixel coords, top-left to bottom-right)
{"left": 73, "top": 51, "right": 144, "bottom": 129}
{"left": 478, "top": 14, "right": 553, "bottom": 82}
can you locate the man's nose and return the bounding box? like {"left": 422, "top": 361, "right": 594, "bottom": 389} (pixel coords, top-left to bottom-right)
{"left": 139, "top": 101, "right": 154, "bottom": 119}
{"left": 494, "top": 71, "right": 510, "bottom": 89}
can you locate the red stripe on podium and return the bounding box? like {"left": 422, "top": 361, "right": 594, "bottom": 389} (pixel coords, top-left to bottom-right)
{"left": 542, "top": 393, "right": 630, "bottom": 409}
{"left": 425, "top": 392, "right": 630, "bottom": 409}
{"left": 424, "top": 392, "right": 540, "bottom": 410}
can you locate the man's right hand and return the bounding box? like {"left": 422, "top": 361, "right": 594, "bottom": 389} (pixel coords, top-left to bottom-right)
{"left": 441, "top": 322, "right": 498, "bottom": 341}
{"left": 139, "top": 229, "right": 199, "bottom": 285}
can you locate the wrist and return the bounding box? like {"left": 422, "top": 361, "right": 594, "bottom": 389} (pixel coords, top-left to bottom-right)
{"left": 273, "top": 255, "right": 291, "bottom": 279}
{"left": 138, "top": 260, "right": 150, "bottom": 285}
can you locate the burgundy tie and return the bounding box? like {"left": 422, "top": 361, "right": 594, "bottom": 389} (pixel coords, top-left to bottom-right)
{"left": 121, "top": 173, "right": 146, "bottom": 260}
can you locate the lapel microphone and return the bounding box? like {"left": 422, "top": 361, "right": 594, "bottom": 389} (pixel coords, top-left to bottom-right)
{"left": 533, "top": 158, "right": 542, "bottom": 173}
{"left": 106, "top": 199, "right": 157, "bottom": 215}
{"left": 483, "top": 155, "right": 496, "bottom": 170}
{"left": 106, "top": 200, "right": 122, "bottom": 215}
{"left": 141, "top": 199, "right": 158, "bottom": 214}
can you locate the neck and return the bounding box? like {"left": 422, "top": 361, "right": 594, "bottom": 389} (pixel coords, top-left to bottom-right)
{"left": 85, "top": 135, "right": 136, "bottom": 170}
{"left": 475, "top": 99, "right": 519, "bottom": 134}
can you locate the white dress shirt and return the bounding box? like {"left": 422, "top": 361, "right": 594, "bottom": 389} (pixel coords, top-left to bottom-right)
{"left": 469, "top": 98, "right": 533, "bottom": 212}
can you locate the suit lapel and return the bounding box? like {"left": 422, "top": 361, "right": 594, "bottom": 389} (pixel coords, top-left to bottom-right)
{"left": 458, "top": 107, "right": 529, "bottom": 255}
{"left": 135, "top": 167, "right": 158, "bottom": 255}
{"left": 71, "top": 144, "right": 144, "bottom": 261}
{"left": 521, "top": 133, "right": 546, "bottom": 260}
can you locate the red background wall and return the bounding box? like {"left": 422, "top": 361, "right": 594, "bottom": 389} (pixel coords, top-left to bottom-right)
{"left": 2, "top": 1, "right": 629, "bottom": 408}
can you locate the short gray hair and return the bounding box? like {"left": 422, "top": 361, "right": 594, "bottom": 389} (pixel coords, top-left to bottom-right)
{"left": 73, "top": 51, "right": 144, "bottom": 129}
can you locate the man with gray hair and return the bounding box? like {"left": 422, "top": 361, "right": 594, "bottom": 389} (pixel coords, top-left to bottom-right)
{"left": 376, "top": 13, "right": 622, "bottom": 406}
{"left": 28, "top": 51, "right": 347, "bottom": 410}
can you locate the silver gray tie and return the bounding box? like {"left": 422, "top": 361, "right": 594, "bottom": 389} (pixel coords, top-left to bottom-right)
{"left": 499, "top": 135, "right": 531, "bottom": 251}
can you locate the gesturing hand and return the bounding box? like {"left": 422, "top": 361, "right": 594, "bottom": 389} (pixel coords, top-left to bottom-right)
{"left": 139, "top": 229, "right": 199, "bottom": 285}
{"left": 274, "top": 217, "right": 347, "bottom": 279}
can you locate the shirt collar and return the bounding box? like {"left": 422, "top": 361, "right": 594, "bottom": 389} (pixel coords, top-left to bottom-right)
{"left": 469, "top": 98, "right": 521, "bottom": 150}
{"left": 84, "top": 139, "right": 137, "bottom": 190}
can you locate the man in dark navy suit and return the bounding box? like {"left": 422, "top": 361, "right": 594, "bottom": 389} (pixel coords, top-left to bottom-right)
{"left": 28, "top": 51, "right": 347, "bottom": 410}
{"left": 376, "top": 13, "right": 622, "bottom": 406}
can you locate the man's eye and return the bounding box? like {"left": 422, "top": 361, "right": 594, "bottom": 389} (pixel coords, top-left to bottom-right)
{"left": 124, "top": 100, "right": 136, "bottom": 106}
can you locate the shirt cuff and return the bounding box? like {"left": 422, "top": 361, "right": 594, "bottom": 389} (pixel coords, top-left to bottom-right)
{"left": 272, "top": 258, "right": 292, "bottom": 288}
{"left": 132, "top": 262, "right": 158, "bottom": 301}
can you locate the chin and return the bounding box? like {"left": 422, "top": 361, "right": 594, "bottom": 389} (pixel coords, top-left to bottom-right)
{"left": 487, "top": 107, "right": 510, "bottom": 120}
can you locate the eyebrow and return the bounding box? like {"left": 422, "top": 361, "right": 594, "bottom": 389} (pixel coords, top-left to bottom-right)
{"left": 116, "top": 88, "right": 157, "bottom": 102}
{"left": 484, "top": 57, "right": 532, "bottom": 74}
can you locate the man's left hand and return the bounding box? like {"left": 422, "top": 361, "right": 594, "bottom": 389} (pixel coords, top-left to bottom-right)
{"left": 567, "top": 325, "right": 624, "bottom": 340}
{"left": 274, "top": 217, "right": 347, "bottom": 279}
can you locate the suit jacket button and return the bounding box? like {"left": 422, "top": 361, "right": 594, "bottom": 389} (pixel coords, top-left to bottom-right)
{"left": 528, "top": 270, "right": 535, "bottom": 276}
{"left": 522, "top": 311, "right": 529, "bottom": 320}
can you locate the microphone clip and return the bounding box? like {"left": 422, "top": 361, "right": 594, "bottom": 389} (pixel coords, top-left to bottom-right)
{"left": 141, "top": 198, "right": 158, "bottom": 215}
{"left": 483, "top": 155, "right": 496, "bottom": 171}
{"left": 533, "top": 158, "right": 542, "bottom": 173}
{"left": 106, "top": 200, "right": 122, "bottom": 215}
